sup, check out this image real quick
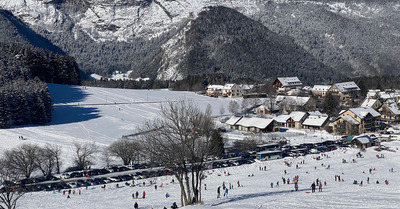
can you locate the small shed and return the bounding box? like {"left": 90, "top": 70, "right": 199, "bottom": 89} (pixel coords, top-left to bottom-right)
{"left": 352, "top": 136, "right": 372, "bottom": 149}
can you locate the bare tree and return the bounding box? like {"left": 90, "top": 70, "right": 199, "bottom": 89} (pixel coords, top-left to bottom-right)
{"left": 228, "top": 100, "right": 240, "bottom": 114}
{"left": 0, "top": 159, "right": 24, "bottom": 209}
{"left": 73, "top": 142, "right": 98, "bottom": 170}
{"left": 108, "top": 138, "right": 141, "bottom": 165}
{"left": 139, "top": 100, "right": 214, "bottom": 206}
{"left": 36, "top": 144, "right": 62, "bottom": 177}
{"left": 3, "top": 144, "right": 39, "bottom": 179}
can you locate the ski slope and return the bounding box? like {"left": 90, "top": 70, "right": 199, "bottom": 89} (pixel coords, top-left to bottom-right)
{"left": 19, "top": 141, "right": 400, "bottom": 209}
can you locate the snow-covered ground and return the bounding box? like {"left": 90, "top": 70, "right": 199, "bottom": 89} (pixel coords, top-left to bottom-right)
{"left": 19, "top": 141, "right": 400, "bottom": 209}
{"left": 1, "top": 84, "right": 400, "bottom": 208}
{"left": 0, "top": 84, "right": 240, "bottom": 168}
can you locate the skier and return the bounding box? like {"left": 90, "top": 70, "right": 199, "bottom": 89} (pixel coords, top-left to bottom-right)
{"left": 155, "top": 185, "right": 157, "bottom": 190}
{"left": 134, "top": 202, "right": 138, "bottom": 209}
{"left": 142, "top": 191, "right": 146, "bottom": 199}
{"left": 311, "top": 182, "right": 316, "bottom": 193}
{"left": 270, "top": 182, "right": 273, "bottom": 188}
{"left": 171, "top": 202, "right": 178, "bottom": 209}
{"left": 294, "top": 181, "right": 298, "bottom": 191}
{"left": 318, "top": 183, "right": 322, "bottom": 192}
{"left": 224, "top": 187, "right": 228, "bottom": 197}
{"left": 135, "top": 191, "right": 139, "bottom": 199}
{"left": 217, "top": 186, "right": 221, "bottom": 198}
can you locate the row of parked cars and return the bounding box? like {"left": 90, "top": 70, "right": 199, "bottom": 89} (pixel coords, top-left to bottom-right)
{"left": 280, "top": 140, "right": 349, "bottom": 157}
{"left": 17, "top": 163, "right": 172, "bottom": 192}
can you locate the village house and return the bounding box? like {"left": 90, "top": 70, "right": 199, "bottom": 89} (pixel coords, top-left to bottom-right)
{"left": 367, "top": 90, "right": 380, "bottom": 99}
{"left": 235, "top": 117, "right": 275, "bottom": 133}
{"left": 273, "top": 111, "right": 308, "bottom": 129}
{"left": 333, "top": 107, "right": 381, "bottom": 135}
{"left": 378, "top": 102, "right": 400, "bottom": 124}
{"left": 360, "top": 98, "right": 381, "bottom": 110}
{"left": 239, "top": 84, "right": 254, "bottom": 95}
{"left": 302, "top": 111, "right": 329, "bottom": 131}
{"left": 377, "top": 90, "right": 400, "bottom": 103}
{"left": 205, "top": 85, "right": 224, "bottom": 97}
{"left": 328, "top": 81, "right": 360, "bottom": 105}
{"left": 225, "top": 116, "right": 275, "bottom": 132}
{"left": 222, "top": 84, "right": 243, "bottom": 98}
{"left": 333, "top": 115, "right": 360, "bottom": 135}
{"left": 253, "top": 104, "right": 280, "bottom": 115}
{"left": 275, "top": 95, "right": 316, "bottom": 113}
{"left": 272, "top": 77, "right": 302, "bottom": 93}
{"left": 311, "top": 85, "right": 331, "bottom": 98}
{"left": 225, "top": 116, "right": 242, "bottom": 130}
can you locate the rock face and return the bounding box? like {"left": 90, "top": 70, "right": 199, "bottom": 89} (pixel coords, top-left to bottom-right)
{"left": 1, "top": 0, "right": 400, "bottom": 82}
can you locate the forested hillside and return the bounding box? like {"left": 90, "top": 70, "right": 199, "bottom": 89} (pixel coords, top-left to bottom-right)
{"left": 161, "top": 6, "right": 344, "bottom": 84}
{"left": 0, "top": 10, "right": 81, "bottom": 128}
{"left": 0, "top": 55, "right": 52, "bottom": 128}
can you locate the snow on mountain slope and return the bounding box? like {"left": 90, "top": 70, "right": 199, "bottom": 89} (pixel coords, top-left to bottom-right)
{"left": 0, "top": 84, "right": 239, "bottom": 169}
{"left": 18, "top": 140, "right": 400, "bottom": 209}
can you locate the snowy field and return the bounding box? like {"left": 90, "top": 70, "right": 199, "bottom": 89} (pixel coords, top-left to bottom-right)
{"left": 0, "top": 84, "right": 240, "bottom": 168}
{"left": 19, "top": 141, "right": 400, "bottom": 209}
{"left": 1, "top": 84, "right": 400, "bottom": 208}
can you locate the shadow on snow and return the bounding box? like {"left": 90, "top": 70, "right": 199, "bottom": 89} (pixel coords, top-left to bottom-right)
{"left": 47, "top": 83, "right": 101, "bottom": 125}
{"left": 211, "top": 188, "right": 309, "bottom": 207}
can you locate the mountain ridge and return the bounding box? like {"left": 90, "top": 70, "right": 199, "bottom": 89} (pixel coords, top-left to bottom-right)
{"left": 1, "top": 0, "right": 400, "bottom": 83}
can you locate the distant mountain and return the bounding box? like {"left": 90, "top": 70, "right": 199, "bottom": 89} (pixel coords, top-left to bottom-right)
{"left": 1, "top": 0, "right": 400, "bottom": 83}
{"left": 0, "top": 9, "right": 81, "bottom": 85}
{"left": 156, "top": 6, "right": 342, "bottom": 84}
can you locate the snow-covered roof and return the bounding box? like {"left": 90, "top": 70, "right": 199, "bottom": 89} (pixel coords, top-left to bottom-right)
{"left": 353, "top": 136, "right": 372, "bottom": 144}
{"left": 303, "top": 86, "right": 312, "bottom": 91}
{"left": 333, "top": 81, "right": 360, "bottom": 92}
{"left": 277, "top": 77, "right": 302, "bottom": 87}
{"left": 312, "top": 85, "right": 331, "bottom": 92}
{"left": 222, "top": 84, "right": 236, "bottom": 90}
{"left": 341, "top": 115, "right": 360, "bottom": 125}
{"left": 239, "top": 84, "right": 254, "bottom": 90}
{"left": 302, "top": 115, "right": 329, "bottom": 127}
{"left": 235, "top": 117, "right": 274, "bottom": 129}
{"left": 361, "top": 98, "right": 378, "bottom": 108}
{"left": 225, "top": 116, "right": 242, "bottom": 126}
{"left": 307, "top": 111, "right": 328, "bottom": 117}
{"left": 289, "top": 111, "right": 307, "bottom": 122}
{"left": 349, "top": 107, "right": 381, "bottom": 118}
{"left": 367, "top": 89, "right": 380, "bottom": 97}
{"left": 385, "top": 103, "right": 400, "bottom": 115}
{"left": 273, "top": 114, "right": 290, "bottom": 123}
{"left": 206, "top": 85, "right": 224, "bottom": 90}
{"left": 276, "top": 95, "right": 310, "bottom": 106}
